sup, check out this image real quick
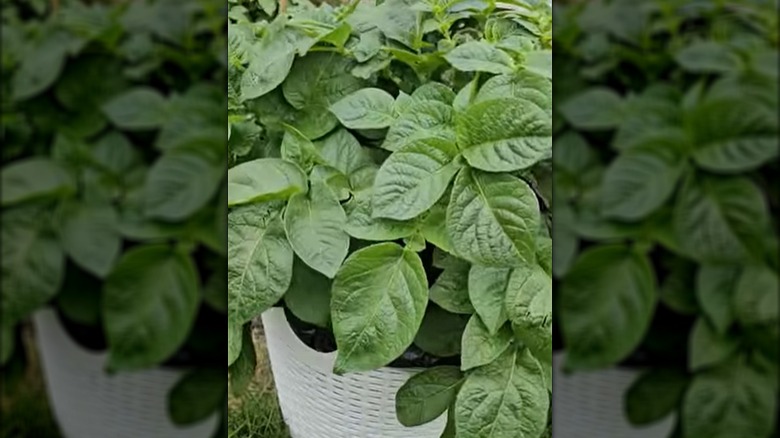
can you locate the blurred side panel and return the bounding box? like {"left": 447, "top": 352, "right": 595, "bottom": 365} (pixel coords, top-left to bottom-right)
{"left": 1, "top": 0, "right": 227, "bottom": 437}
{"left": 552, "top": 1, "right": 778, "bottom": 438}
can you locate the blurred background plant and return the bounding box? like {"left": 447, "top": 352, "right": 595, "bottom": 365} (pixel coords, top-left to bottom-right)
{"left": 1, "top": 0, "right": 227, "bottom": 436}
{"left": 553, "top": 0, "right": 778, "bottom": 437}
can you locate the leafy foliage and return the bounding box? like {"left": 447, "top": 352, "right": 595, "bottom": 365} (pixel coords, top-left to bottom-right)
{"left": 554, "top": 0, "right": 778, "bottom": 436}
{"left": 227, "top": 0, "right": 552, "bottom": 435}
{"left": 0, "top": 0, "right": 227, "bottom": 433}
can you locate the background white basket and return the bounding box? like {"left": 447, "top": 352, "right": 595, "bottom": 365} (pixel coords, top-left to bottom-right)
{"left": 33, "top": 309, "right": 219, "bottom": 438}
{"left": 261, "top": 307, "right": 448, "bottom": 438}
{"left": 552, "top": 353, "right": 676, "bottom": 438}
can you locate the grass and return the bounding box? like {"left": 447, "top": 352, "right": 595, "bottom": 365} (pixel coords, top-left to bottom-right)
{"left": 0, "top": 326, "right": 63, "bottom": 438}
{"left": 228, "top": 325, "right": 290, "bottom": 438}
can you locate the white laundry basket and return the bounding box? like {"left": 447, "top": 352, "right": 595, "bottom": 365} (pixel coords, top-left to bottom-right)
{"left": 33, "top": 309, "right": 219, "bottom": 438}
{"left": 261, "top": 307, "right": 448, "bottom": 438}
{"left": 552, "top": 353, "right": 676, "bottom": 438}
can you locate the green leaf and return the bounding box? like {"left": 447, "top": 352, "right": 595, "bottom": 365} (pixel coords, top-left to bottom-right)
{"left": 414, "top": 304, "right": 469, "bottom": 357}
{"left": 560, "top": 87, "right": 624, "bottom": 130}
{"left": 696, "top": 265, "right": 741, "bottom": 334}
{"left": 1, "top": 211, "right": 65, "bottom": 324}
{"left": 506, "top": 263, "right": 552, "bottom": 363}
{"left": 310, "top": 165, "right": 350, "bottom": 201}
{"left": 523, "top": 50, "right": 552, "bottom": 79}
{"left": 429, "top": 258, "right": 474, "bottom": 315}
{"left": 458, "top": 97, "right": 551, "bottom": 172}
{"left": 92, "top": 131, "right": 140, "bottom": 175}
{"left": 228, "top": 320, "right": 242, "bottom": 366}
{"left": 169, "top": 368, "right": 225, "bottom": 425}
{"left": 673, "top": 175, "right": 769, "bottom": 263}
{"left": 674, "top": 41, "right": 740, "bottom": 74}
{"left": 440, "top": 403, "right": 457, "bottom": 438}
{"left": 475, "top": 72, "right": 551, "bottom": 114}
{"left": 284, "top": 181, "right": 349, "bottom": 278}
{"left": 240, "top": 40, "right": 295, "bottom": 101}
{"left": 447, "top": 168, "right": 540, "bottom": 267}
{"left": 600, "top": 147, "right": 685, "bottom": 221}
{"left": 322, "top": 22, "right": 352, "bottom": 48}
{"left": 683, "top": 358, "right": 776, "bottom": 438}
{"left": 382, "top": 100, "right": 455, "bottom": 152}
{"left": 734, "top": 265, "right": 778, "bottom": 329}
{"left": 144, "top": 152, "right": 224, "bottom": 221}
{"left": 103, "top": 245, "right": 199, "bottom": 370}
{"left": 404, "top": 232, "right": 427, "bottom": 252}
{"left": 453, "top": 78, "right": 478, "bottom": 112}
{"left": 688, "top": 98, "right": 778, "bottom": 173}
{"left": 411, "top": 82, "right": 456, "bottom": 104}
{"left": 560, "top": 245, "right": 656, "bottom": 370}
{"left": 689, "top": 318, "right": 739, "bottom": 371}
{"left": 331, "top": 243, "right": 428, "bottom": 373}
{"left": 659, "top": 258, "right": 699, "bottom": 315}
{"left": 330, "top": 88, "right": 396, "bottom": 129}
{"left": 1, "top": 158, "right": 75, "bottom": 207}
{"left": 350, "top": 28, "right": 383, "bottom": 62}
{"left": 372, "top": 0, "right": 421, "bottom": 48}
{"left": 344, "top": 190, "right": 417, "bottom": 241}
{"left": 227, "top": 158, "right": 307, "bottom": 207}
{"left": 444, "top": 41, "right": 515, "bottom": 74}
{"left": 282, "top": 52, "right": 363, "bottom": 110}
{"left": 59, "top": 202, "right": 121, "bottom": 278}
{"left": 552, "top": 201, "right": 579, "bottom": 278}
{"left": 229, "top": 324, "right": 257, "bottom": 396}
{"left": 536, "top": 237, "right": 553, "bottom": 277}
{"left": 228, "top": 203, "right": 293, "bottom": 324}
{"left": 372, "top": 137, "right": 461, "bottom": 221}
{"left": 290, "top": 104, "right": 339, "bottom": 140}
{"left": 396, "top": 366, "right": 464, "bottom": 427}
{"left": 102, "top": 87, "right": 169, "bottom": 130}
{"left": 455, "top": 347, "right": 548, "bottom": 438}
{"left": 11, "top": 31, "right": 77, "bottom": 100}
{"left": 625, "top": 368, "right": 689, "bottom": 426}
{"left": 468, "top": 265, "right": 511, "bottom": 335}
{"left": 461, "top": 315, "right": 513, "bottom": 371}
{"left": 420, "top": 201, "right": 454, "bottom": 253}
{"left": 284, "top": 256, "right": 333, "bottom": 328}
{"left": 317, "top": 128, "right": 375, "bottom": 181}
{"left": 280, "top": 124, "right": 323, "bottom": 172}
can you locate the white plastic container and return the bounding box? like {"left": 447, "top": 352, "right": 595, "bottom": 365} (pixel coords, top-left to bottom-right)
{"left": 33, "top": 309, "right": 219, "bottom": 438}
{"left": 552, "top": 353, "right": 676, "bottom": 438}
{"left": 261, "top": 307, "right": 448, "bottom": 438}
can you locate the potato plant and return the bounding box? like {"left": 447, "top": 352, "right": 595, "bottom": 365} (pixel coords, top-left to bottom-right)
{"left": 227, "top": 0, "right": 553, "bottom": 435}
{"left": 0, "top": 0, "right": 227, "bottom": 433}
{"left": 554, "top": 0, "right": 778, "bottom": 436}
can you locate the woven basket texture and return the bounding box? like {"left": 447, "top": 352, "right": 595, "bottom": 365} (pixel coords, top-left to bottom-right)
{"left": 552, "top": 353, "right": 676, "bottom": 438}
{"left": 261, "top": 307, "right": 448, "bottom": 438}
{"left": 33, "top": 309, "right": 219, "bottom": 438}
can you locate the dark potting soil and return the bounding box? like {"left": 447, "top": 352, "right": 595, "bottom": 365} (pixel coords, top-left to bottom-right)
{"left": 283, "top": 308, "right": 461, "bottom": 369}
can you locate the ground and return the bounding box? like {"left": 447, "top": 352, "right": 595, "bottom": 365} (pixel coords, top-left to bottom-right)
{"left": 228, "top": 324, "right": 290, "bottom": 438}
{"left": 0, "top": 324, "right": 288, "bottom": 438}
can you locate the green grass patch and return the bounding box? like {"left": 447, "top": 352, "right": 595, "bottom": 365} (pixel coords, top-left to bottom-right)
{"left": 228, "top": 332, "right": 289, "bottom": 438}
